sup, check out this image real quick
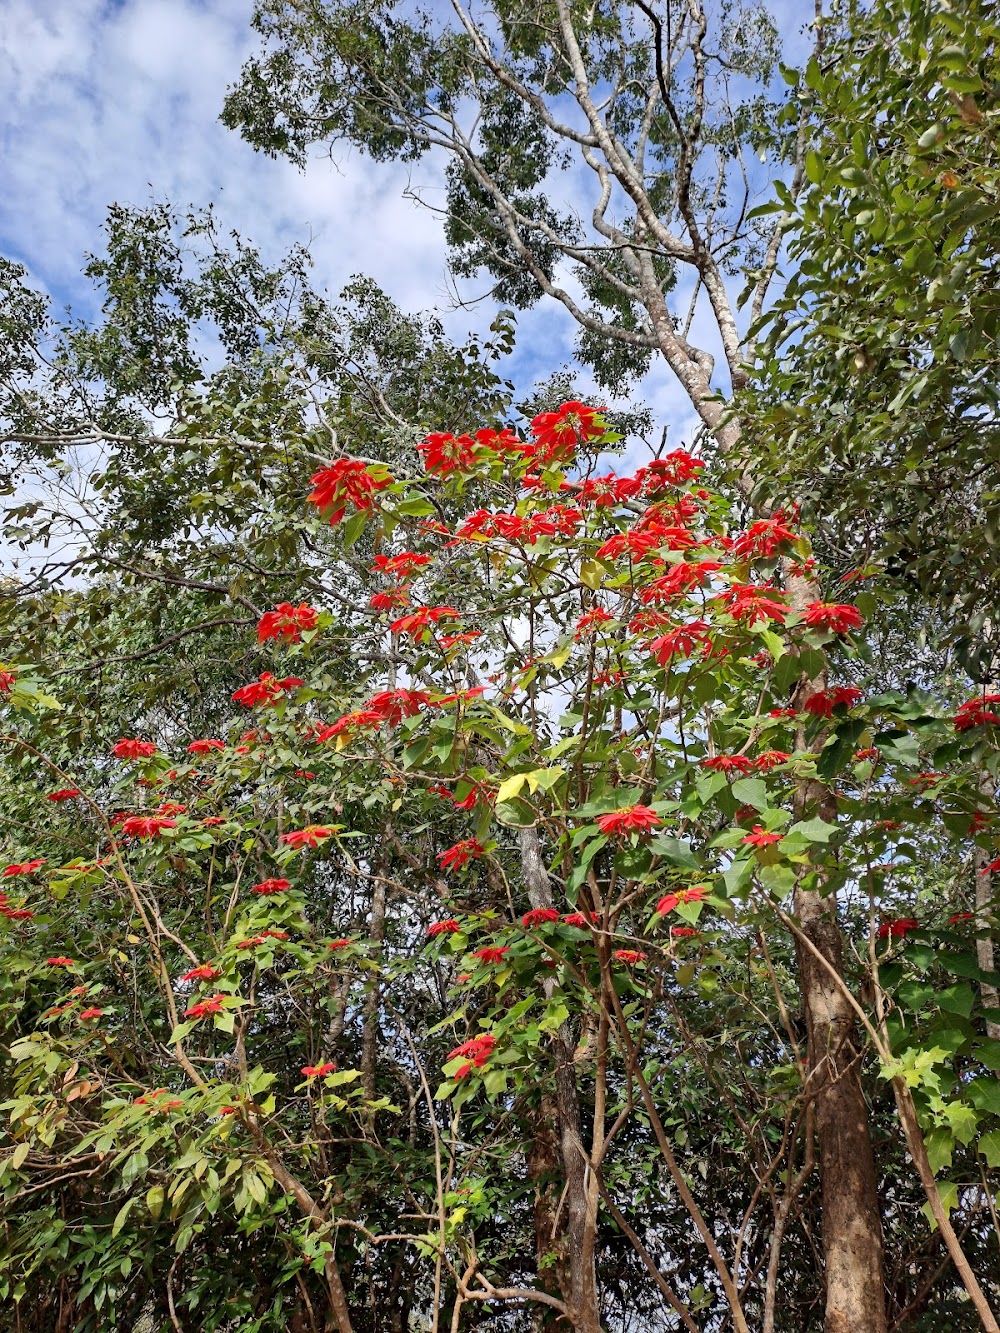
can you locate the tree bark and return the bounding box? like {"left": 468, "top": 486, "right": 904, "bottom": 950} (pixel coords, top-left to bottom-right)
{"left": 520, "top": 827, "right": 603, "bottom": 1332}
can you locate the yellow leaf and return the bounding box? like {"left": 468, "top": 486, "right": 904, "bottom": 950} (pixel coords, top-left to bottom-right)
{"left": 496, "top": 773, "right": 527, "bottom": 804}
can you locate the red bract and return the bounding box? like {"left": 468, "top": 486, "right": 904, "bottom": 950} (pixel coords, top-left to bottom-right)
{"left": 521, "top": 907, "right": 560, "bottom": 928}
{"left": 656, "top": 886, "right": 708, "bottom": 915}
{"left": 46, "top": 956, "right": 75, "bottom": 967}
{"left": 308, "top": 458, "right": 394, "bottom": 525}
{"left": 252, "top": 878, "right": 290, "bottom": 896}
{"left": 257, "top": 602, "right": 319, "bottom": 644}
{"left": 595, "top": 806, "right": 662, "bottom": 837}
{"left": 471, "top": 946, "right": 510, "bottom": 965}
{"left": 447, "top": 1033, "right": 496, "bottom": 1066}
{"left": 316, "top": 710, "right": 384, "bottom": 741}
{"left": 876, "top": 918, "right": 919, "bottom": 940}
{"left": 187, "top": 739, "right": 225, "bottom": 754}
{"left": 614, "top": 949, "right": 647, "bottom": 965}
{"left": 112, "top": 739, "right": 157, "bottom": 760}
{"left": 715, "top": 584, "right": 788, "bottom": 625}
{"left": 980, "top": 858, "right": 1000, "bottom": 875}
{"left": 46, "top": 788, "right": 81, "bottom": 802}
{"left": 372, "top": 551, "right": 432, "bottom": 580}
{"left": 79, "top": 1007, "right": 103, "bottom": 1022}
{"left": 954, "top": 693, "right": 1000, "bottom": 732}
{"left": 390, "top": 606, "right": 462, "bottom": 640}
{"left": 640, "top": 450, "right": 704, "bottom": 489}
{"left": 180, "top": 964, "right": 221, "bottom": 982}
{"left": 366, "top": 689, "right": 432, "bottom": 726}
{"left": 156, "top": 802, "right": 187, "bottom": 816}
{"left": 671, "top": 927, "right": 700, "bottom": 938}
{"left": 701, "top": 755, "right": 754, "bottom": 776}
{"left": 639, "top": 563, "right": 721, "bottom": 604}
{"left": 854, "top": 748, "right": 879, "bottom": 762}
{"left": 328, "top": 939, "right": 351, "bottom": 951}
{"left": 120, "top": 816, "right": 177, "bottom": 840}
{"left": 418, "top": 432, "right": 479, "bottom": 475}
{"left": 648, "top": 620, "right": 712, "bottom": 666}
{"left": 0, "top": 669, "right": 16, "bottom": 691}
{"left": 755, "top": 751, "right": 791, "bottom": 771}
{"left": 438, "top": 839, "right": 484, "bottom": 871}
{"left": 370, "top": 587, "right": 410, "bottom": 613}
{"left": 302, "top": 1061, "right": 337, "bottom": 1077}
{"left": 281, "top": 826, "right": 333, "bottom": 849}
{"left": 803, "top": 602, "right": 865, "bottom": 635}
{"left": 428, "top": 919, "right": 461, "bottom": 937}
{"left": 803, "top": 687, "right": 863, "bottom": 719}
{"left": 562, "top": 911, "right": 596, "bottom": 928}
{"left": 232, "top": 673, "right": 304, "bottom": 707}
{"left": 2, "top": 859, "right": 46, "bottom": 877}
{"left": 732, "top": 512, "right": 798, "bottom": 558}
{"left": 743, "top": 826, "right": 783, "bottom": 847}
{"left": 529, "top": 400, "right": 604, "bottom": 463}
{"left": 575, "top": 607, "right": 614, "bottom": 636}
{"left": 439, "top": 631, "right": 481, "bottom": 649}
{"left": 184, "top": 993, "right": 226, "bottom": 1019}
{"left": 949, "top": 912, "right": 974, "bottom": 924}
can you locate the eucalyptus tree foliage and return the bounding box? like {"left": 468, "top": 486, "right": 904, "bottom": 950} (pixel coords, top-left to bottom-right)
{"left": 738, "top": 0, "right": 1000, "bottom": 680}
{"left": 223, "top": 0, "right": 802, "bottom": 403}
{"left": 0, "top": 203, "right": 519, "bottom": 719}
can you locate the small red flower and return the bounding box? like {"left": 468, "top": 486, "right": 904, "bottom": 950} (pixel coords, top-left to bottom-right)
{"left": 428, "top": 919, "right": 461, "bottom": 937}
{"left": 949, "top": 912, "right": 974, "bottom": 924}
{"left": 438, "top": 839, "right": 484, "bottom": 871}
{"left": 120, "top": 816, "right": 177, "bottom": 839}
{"left": 328, "top": 939, "right": 352, "bottom": 951}
{"left": 79, "top": 1007, "right": 103, "bottom": 1022}
{"left": 2, "top": 859, "right": 46, "bottom": 878}
{"left": 954, "top": 694, "right": 1000, "bottom": 732}
{"left": 112, "top": 739, "right": 157, "bottom": 760}
{"left": 529, "top": 401, "right": 605, "bottom": 463}
{"left": 188, "top": 739, "right": 225, "bottom": 754}
{"left": 595, "top": 806, "right": 662, "bottom": 837}
{"left": 743, "top": 825, "right": 783, "bottom": 847}
{"left": 613, "top": 949, "right": 647, "bottom": 965}
{"left": 980, "top": 858, "right": 1000, "bottom": 876}
{"left": 521, "top": 907, "right": 560, "bottom": 928}
{"left": 46, "top": 956, "right": 75, "bottom": 967}
{"left": 257, "top": 602, "right": 319, "bottom": 644}
{"left": 854, "top": 748, "right": 879, "bottom": 762}
{"left": 46, "top": 788, "right": 81, "bottom": 802}
{"left": 656, "top": 886, "right": 709, "bottom": 915}
{"left": 232, "top": 673, "right": 304, "bottom": 707}
{"left": 802, "top": 602, "right": 864, "bottom": 635}
{"left": 671, "top": 927, "right": 700, "bottom": 938}
{"left": 308, "top": 458, "right": 394, "bottom": 525}
{"left": 732, "top": 512, "right": 797, "bottom": 558}
{"left": 803, "top": 687, "right": 863, "bottom": 719}
{"left": 0, "top": 669, "right": 17, "bottom": 692}
{"left": 372, "top": 551, "right": 432, "bottom": 579}
{"left": 471, "top": 946, "right": 510, "bottom": 965}
{"left": 180, "top": 964, "right": 221, "bottom": 982}
{"left": 251, "top": 878, "right": 290, "bottom": 896}
{"left": 301, "top": 1061, "right": 337, "bottom": 1078}
{"left": 365, "top": 689, "right": 432, "bottom": 726}
{"left": 716, "top": 584, "right": 789, "bottom": 626}
{"left": 754, "top": 751, "right": 791, "bottom": 771}
{"left": 701, "top": 755, "right": 754, "bottom": 776}
{"left": 390, "top": 605, "right": 462, "bottom": 641}
{"left": 184, "top": 993, "right": 226, "bottom": 1019}
{"left": 876, "top": 918, "right": 919, "bottom": 940}
{"left": 446, "top": 1034, "right": 496, "bottom": 1067}
{"left": 370, "top": 586, "right": 411, "bottom": 613}
{"left": 562, "top": 911, "right": 596, "bottom": 928}
{"left": 201, "top": 817, "right": 227, "bottom": 827}
{"left": 281, "top": 826, "right": 334, "bottom": 849}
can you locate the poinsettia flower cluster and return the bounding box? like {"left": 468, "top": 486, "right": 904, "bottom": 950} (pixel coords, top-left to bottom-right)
{"left": 596, "top": 806, "right": 662, "bottom": 837}
{"left": 257, "top": 602, "right": 319, "bottom": 644}
{"left": 232, "top": 673, "right": 304, "bottom": 707}
{"left": 954, "top": 693, "right": 1000, "bottom": 732}
{"left": 446, "top": 1033, "right": 497, "bottom": 1079}
{"left": 308, "top": 457, "right": 394, "bottom": 525}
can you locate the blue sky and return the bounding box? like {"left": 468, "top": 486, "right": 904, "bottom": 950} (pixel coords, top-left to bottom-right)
{"left": 2, "top": 0, "right": 811, "bottom": 448}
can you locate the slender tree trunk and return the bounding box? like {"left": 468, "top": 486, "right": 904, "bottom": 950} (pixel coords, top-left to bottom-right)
{"left": 520, "top": 827, "right": 603, "bottom": 1332}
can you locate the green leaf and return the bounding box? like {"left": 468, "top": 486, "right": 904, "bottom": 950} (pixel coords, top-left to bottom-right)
{"left": 112, "top": 1198, "right": 136, "bottom": 1238}
{"left": 729, "top": 777, "right": 771, "bottom": 811}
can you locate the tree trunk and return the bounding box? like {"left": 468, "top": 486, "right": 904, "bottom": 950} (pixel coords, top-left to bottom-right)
{"left": 520, "top": 827, "right": 603, "bottom": 1332}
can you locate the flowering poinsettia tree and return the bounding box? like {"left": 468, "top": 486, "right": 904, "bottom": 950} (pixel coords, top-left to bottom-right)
{"left": 2, "top": 405, "right": 1000, "bottom": 1331}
